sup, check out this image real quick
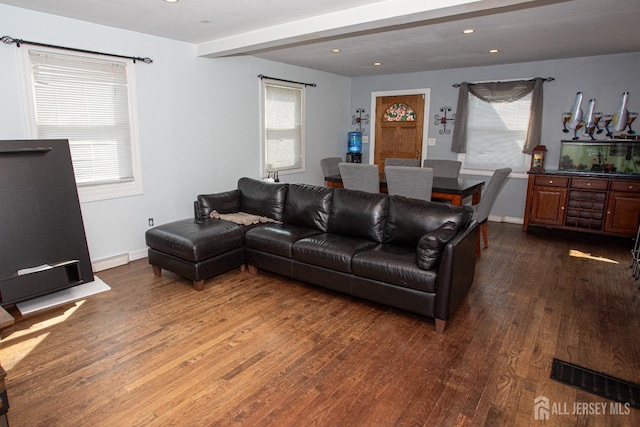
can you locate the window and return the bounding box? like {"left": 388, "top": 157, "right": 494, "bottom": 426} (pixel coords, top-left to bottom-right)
{"left": 262, "top": 80, "right": 305, "bottom": 175}
{"left": 460, "top": 92, "right": 531, "bottom": 174}
{"left": 20, "top": 47, "right": 143, "bottom": 202}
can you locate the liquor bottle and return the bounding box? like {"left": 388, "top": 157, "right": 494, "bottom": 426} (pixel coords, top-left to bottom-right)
{"left": 611, "top": 92, "right": 629, "bottom": 133}
{"left": 565, "top": 92, "right": 583, "bottom": 134}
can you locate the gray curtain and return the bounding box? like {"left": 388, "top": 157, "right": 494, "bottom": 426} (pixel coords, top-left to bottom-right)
{"left": 451, "top": 77, "right": 546, "bottom": 154}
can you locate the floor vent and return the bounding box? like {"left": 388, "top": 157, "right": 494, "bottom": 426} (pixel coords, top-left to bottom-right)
{"left": 551, "top": 358, "right": 639, "bottom": 409}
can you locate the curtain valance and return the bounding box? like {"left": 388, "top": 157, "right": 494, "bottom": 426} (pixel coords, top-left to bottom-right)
{"left": 451, "top": 77, "right": 551, "bottom": 154}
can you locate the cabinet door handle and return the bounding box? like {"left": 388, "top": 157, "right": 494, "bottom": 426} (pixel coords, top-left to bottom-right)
{"left": 561, "top": 206, "right": 564, "bottom": 210}
{"left": 607, "top": 211, "right": 611, "bottom": 215}
{"left": 630, "top": 186, "right": 634, "bottom": 190}
{"left": 587, "top": 183, "right": 591, "bottom": 186}
{"left": 549, "top": 180, "right": 553, "bottom": 184}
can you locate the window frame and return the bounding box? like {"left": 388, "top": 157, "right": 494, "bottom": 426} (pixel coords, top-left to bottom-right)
{"left": 260, "top": 78, "right": 306, "bottom": 177}
{"left": 457, "top": 91, "right": 531, "bottom": 179}
{"left": 18, "top": 46, "right": 144, "bottom": 203}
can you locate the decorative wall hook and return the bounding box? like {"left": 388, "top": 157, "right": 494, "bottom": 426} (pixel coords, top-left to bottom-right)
{"left": 352, "top": 108, "right": 370, "bottom": 133}
{"left": 434, "top": 106, "right": 455, "bottom": 135}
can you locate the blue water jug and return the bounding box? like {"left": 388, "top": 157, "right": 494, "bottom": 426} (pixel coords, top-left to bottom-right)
{"left": 348, "top": 131, "right": 362, "bottom": 153}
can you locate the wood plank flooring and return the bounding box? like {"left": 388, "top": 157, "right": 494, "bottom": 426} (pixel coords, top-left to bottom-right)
{"left": 1, "top": 223, "right": 639, "bottom": 426}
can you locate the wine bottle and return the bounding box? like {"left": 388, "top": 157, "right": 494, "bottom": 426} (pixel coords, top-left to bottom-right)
{"left": 566, "top": 92, "right": 583, "bottom": 133}
{"left": 611, "top": 91, "right": 629, "bottom": 133}
{"left": 583, "top": 98, "right": 596, "bottom": 138}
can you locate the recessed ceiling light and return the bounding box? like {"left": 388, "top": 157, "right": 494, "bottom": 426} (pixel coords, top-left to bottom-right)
{"left": 164, "top": 0, "right": 179, "bottom": 3}
{"left": 462, "top": 29, "right": 475, "bottom": 34}
{"left": 489, "top": 49, "right": 499, "bottom": 53}
{"left": 373, "top": 62, "right": 382, "bottom": 66}
{"left": 331, "top": 49, "right": 341, "bottom": 53}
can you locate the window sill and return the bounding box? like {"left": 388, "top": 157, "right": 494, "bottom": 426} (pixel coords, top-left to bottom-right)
{"left": 78, "top": 179, "right": 144, "bottom": 204}
{"left": 460, "top": 168, "right": 527, "bottom": 179}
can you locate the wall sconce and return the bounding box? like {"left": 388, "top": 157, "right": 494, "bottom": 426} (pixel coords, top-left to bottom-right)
{"left": 434, "top": 106, "right": 455, "bottom": 135}
{"left": 352, "top": 108, "right": 370, "bottom": 133}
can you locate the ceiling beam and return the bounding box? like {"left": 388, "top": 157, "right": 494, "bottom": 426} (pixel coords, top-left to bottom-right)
{"left": 196, "top": 0, "right": 490, "bottom": 58}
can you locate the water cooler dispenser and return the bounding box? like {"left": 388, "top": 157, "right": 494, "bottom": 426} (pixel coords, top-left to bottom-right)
{"left": 346, "top": 131, "right": 362, "bottom": 163}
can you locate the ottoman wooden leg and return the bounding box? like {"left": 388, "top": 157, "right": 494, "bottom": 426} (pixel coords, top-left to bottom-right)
{"left": 152, "top": 265, "right": 162, "bottom": 276}
{"left": 248, "top": 265, "right": 258, "bottom": 275}
{"left": 193, "top": 280, "right": 205, "bottom": 291}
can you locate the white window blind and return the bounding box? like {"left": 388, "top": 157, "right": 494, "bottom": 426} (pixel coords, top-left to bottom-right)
{"left": 263, "top": 81, "right": 304, "bottom": 174}
{"left": 22, "top": 48, "right": 143, "bottom": 201}
{"left": 464, "top": 92, "right": 531, "bottom": 173}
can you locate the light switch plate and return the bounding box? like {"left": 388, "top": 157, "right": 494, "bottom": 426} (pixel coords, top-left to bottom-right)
{"left": 427, "top": 138, "right": 436, "bottom": 146}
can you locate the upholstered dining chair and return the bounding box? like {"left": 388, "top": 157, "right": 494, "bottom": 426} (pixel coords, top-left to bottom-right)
{"left": 422, "top": 159, "right": 462, "bottom": 178}
{"left": 384, "top": 157, "right": 421, "bottom": 167}
{"left": 473, "top": 167, "right": 512, "bottom": 255}
{"left": 385, "top": 166, "right": 434, "bottom": 201}
{"left": 321, "top": 157, "right": 343, "bottom": 178}
{"left": 338, "top": 163, "right": 380, "bottom": 193}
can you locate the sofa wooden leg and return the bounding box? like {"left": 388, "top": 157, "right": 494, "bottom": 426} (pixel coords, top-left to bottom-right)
{"left": 435, "top": 318, "right": 446, "bottom": 334}
{"left": 248, "top": 265, "right": 258, "bottom": 275}
{"left": 193, "top": 280, "right": 204, "bottom": 291}
{"left": 152, "top": 265, "right": 162, "bottom": 276}
{"left": 482, "top": 222, "right": 488, "bottom": 248}
{"left": 240, "top": 264, "right": 246, "bottom": 272}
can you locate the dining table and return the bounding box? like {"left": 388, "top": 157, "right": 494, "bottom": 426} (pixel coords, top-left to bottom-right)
{"left": 324, "top": 174, "right": 485, "bottom": 206}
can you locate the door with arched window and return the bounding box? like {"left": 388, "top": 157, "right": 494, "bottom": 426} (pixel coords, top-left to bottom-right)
{"left": 374, "top": 94, "right": 424, "bottom": 173}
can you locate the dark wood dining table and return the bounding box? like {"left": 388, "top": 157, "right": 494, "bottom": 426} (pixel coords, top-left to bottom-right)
{"left": 324, "top": 174, "right": 485, "bottom": 206}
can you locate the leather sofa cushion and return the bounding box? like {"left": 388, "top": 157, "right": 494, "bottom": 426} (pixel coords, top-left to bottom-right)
{"left": 238, "top": 177, "right": 287, "bottom": 222}
{"left": 416, "top": 221, "right": 458, "bottom": 270}
{"left": 352, "top": 244, "right": 437, "bottom": 293}
{"left": 145, "top": 218, "right": 244, "bottom": 262}
{"left": 284, "top": 184, "right": 333, "bottom": 232}
{"left": 245, "top": 224, "right": 322, "bottom": 258}
{"left": 197, "top": 190, "right": 240, "bottom": 218}
{"left": 326, "top": 189, "right": 388, "bottom": 243}
{"left": 293, "top": 233, "right": 377, "bottom": 273}
{"left": 384, "top": 196, "right": 472, "bottom": 246}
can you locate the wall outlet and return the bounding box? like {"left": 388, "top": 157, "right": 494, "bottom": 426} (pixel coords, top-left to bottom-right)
{"left": 427, "top": 138, "right": 436, "bottom": 146}
{"left": 148, "top": 218, "right": 154, "bottom": 227}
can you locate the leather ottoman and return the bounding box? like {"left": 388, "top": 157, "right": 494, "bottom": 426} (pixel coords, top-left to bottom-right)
{"left": 145, "top": 218, "right": 245, "bottom": 290}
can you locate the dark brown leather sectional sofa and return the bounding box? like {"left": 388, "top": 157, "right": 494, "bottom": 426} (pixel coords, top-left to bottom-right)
{"left": 145, "top": 177, "right": 478, "bottom": 332}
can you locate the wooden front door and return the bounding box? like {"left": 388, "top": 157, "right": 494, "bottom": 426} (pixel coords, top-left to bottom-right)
{"left": 374, "top": 94, "right": 424, "bottom": 173}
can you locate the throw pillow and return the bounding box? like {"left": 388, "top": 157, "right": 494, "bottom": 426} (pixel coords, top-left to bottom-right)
{"left": 416, "top": 221, "right": 458, "bottom": 270}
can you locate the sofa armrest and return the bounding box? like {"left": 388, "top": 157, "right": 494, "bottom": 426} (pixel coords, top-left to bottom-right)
{"left": 433, "top": 220, "right": 478, "bottom": 322}
{"left": 194, "top": 190, "right": 240, "bottom": 221}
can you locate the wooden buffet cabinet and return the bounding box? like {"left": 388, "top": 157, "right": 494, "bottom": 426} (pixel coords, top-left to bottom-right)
{"left": 523, "top": 172, "right": 640, "bottom": 237}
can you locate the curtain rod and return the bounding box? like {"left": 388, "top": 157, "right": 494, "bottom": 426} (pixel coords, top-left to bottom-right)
{"left": 452, "top": 77, "right": 554, "bottom": 87}
{"left": 258, "top": 74, "right": 316, "bottom": 87}
{"left": 1, "top": 35, "right": 153, "bottom": 64}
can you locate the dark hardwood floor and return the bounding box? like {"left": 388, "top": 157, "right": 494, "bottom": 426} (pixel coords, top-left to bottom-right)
{"left": 1, "top": 223, "right": 639, "bottom": 426}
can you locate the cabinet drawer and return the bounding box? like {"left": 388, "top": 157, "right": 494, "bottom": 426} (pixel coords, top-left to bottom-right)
{"left": 570, "top": 178, "right": 609, "bottom": 190}
{"left": 534, "top": 176, "right": 568, "bottom": 187}
{"left": 610, "top": 180, "right": 640, "bottom": 193}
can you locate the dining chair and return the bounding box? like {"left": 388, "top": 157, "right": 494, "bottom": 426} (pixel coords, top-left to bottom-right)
{"left": 321, "top": 157, "right": 343, "bottom": 178}
{"left": 384, "top": 157, "right": 421, "bottom": 167}
{"left": 338, "top": 163, "right": 380, "bottom": 193}
{"left": 385, "top": 166, "right": 434, "bottom": 201}
{"left": 422, "top": 159, "right": 462, "bottom": 178}
{"left": 473, "top": 167, "right": 512, "bottom": 255}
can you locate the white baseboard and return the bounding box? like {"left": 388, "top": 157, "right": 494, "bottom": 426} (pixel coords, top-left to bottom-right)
{"left": 129, "top": 248, "right": 148, "bottom": 261}
{"left": 92, "top": 248, "right": 148, "bottom": 272}
{"left": 488, "top": 215, "right": 524, "bottom": 225}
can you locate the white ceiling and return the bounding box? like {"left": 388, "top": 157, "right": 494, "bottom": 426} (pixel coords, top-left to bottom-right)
{"left": 2, "top": 0, "right": 639, "bottom": 77}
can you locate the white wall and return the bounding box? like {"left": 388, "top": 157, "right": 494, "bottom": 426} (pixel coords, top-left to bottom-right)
{"left": 350, "top": 52, "right": 640, "bottom": 221}
{"left": 0, "top": 4, "right": 351, "bottom": 265}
